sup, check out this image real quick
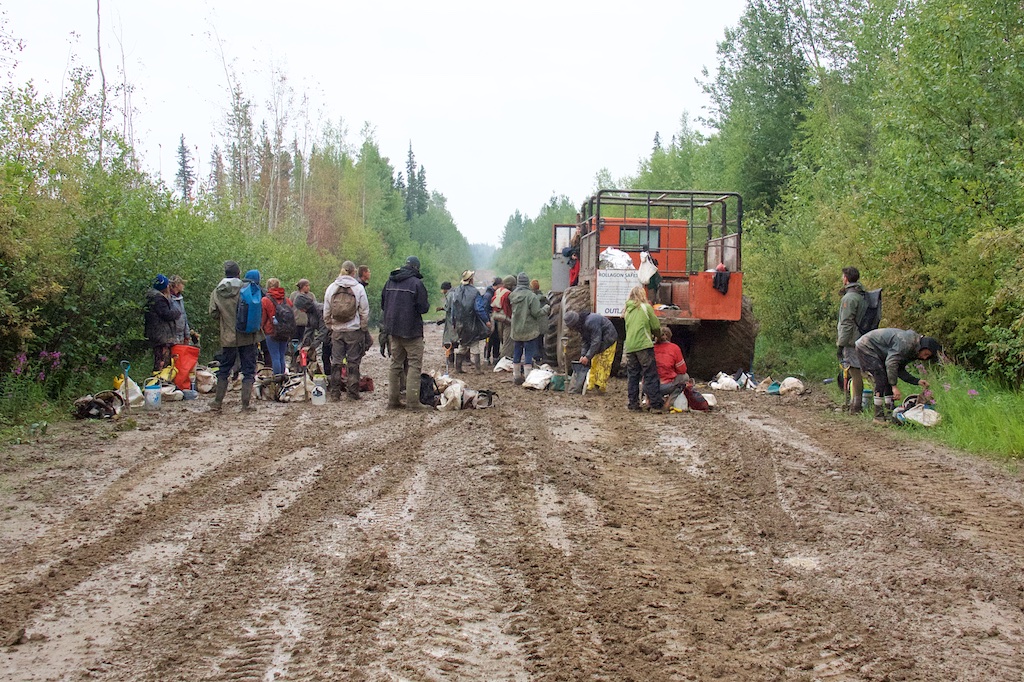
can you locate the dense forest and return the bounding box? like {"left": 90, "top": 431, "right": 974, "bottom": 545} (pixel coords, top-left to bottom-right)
{"left": 0, "top": 22, "right": 484, "bottom": 412}
{"left": 2, "top": 0, "right": 1023, "bottom": 427}
{"left": 494, "top": 0, "right": 1024, "bottom": 385}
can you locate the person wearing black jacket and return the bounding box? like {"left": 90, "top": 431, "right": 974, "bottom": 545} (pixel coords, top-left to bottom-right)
{"left": 380, "top": 256, "right": 431, "bottom": 409}
{"left": 144, "top": 274, "right": 181, "bottom": 373}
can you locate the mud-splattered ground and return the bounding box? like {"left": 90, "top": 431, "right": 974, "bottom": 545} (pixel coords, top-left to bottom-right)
{"left": 2, "top": 325, "right": 1023, "bottom": 681}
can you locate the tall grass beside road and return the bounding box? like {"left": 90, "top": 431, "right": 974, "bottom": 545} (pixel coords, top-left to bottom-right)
{"left": 922, "top": 364, "right": 1024, "bottom": 461}
{"left": 756, "top": 340, "right": 1023, "bottom": 462}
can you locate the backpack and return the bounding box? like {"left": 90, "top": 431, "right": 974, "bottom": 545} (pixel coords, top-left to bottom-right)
{"left": 858, "top": 288, "right": 883, "bottom": 335}
{"left": 329, "top": 285, "right": 358, "bottom": 325}
{"left": 419, "top": 373, "right": 440, "bottom": 407}
{"left": 271, "top": 299, "right": 296, "bottom": 341}
{"left": 235, "top": 283, "right": 263, "bottom": 334}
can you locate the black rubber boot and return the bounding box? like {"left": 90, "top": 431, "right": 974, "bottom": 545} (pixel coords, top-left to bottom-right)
{"left": 211, "top": 377, "right": 228, "bottom": 411}
{"left": 240, "top": 381, "right": 255, "bottom": 411}
{"left": 455, "top": 354, "right": 465, "bottom": 374}
{"left": 330, "top": 366, "right": 343, "bottom": 401}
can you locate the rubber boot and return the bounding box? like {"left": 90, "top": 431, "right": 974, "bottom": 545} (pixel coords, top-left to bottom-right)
{"left": 884, "top": 396, "right": 895, "bottom": 423}
{"left": 513, "top": 362, "right": 524, "bottom": 385}
{"left": 330, "top": 365, "right": 343, "bottom": 401}
{"left": 872, "top": 396, "right": 885, "bottom": 424}
{"left": 522, "top": 363, "right": 533, "bottom": 386}
{"left": 211, "top": 377, "right": 228, "bottom": 411}
{"left": 472, "top": 353, "right": 481, "bottom": 373}
{"left": 455, "top": 353, "right": 465, "bottom": 374}
{"left": 848, "top": 368, "right": 864, "bottom": 414}
{"left": 240, "top": 381, "right": 255, "bottom": 411}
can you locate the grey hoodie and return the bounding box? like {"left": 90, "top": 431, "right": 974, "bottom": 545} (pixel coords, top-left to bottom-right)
{"left": 209, "top": 276, "right": 264, "bottom": 348}
{"left": 324, "top": 274, "right": 370, "bottom": 332}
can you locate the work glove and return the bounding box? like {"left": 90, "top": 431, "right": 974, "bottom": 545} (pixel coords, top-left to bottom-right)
{"left": 363, "top": 330, "right": 373, "bottom": 351}
{"left": 379, "top": 331, "right": 391, "bottom": 358}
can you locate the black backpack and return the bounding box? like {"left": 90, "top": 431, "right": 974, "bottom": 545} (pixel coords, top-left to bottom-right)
{"left": 271, "top": 299, "right": 297, "bottom": 341}
{"left": 419, "top": 373, "right": 440, "bottom": 407}
{"left": 858, "top": 289, "right": 883, "bottom": 335}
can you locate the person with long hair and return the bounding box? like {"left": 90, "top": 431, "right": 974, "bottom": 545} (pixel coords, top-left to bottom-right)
{"left": 623, "top": 285, "right": 664, "bottom": 412}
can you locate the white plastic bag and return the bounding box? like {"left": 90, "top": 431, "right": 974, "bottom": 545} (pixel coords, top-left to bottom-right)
{"left": 903, "top": 405, "right": 941, "bottom": 426}
{"left": 195, "top": 368, "right": 216, "bottom": 394}
{"left": 523, "top": 367, "right": 555, "bottom": 390}
{"left": 702, "top": 393, "right": 718, "bottom": 408}
{"left": 124, "top": 376, "right": 145, "bottom": 407}
{"left": 638, "top": 252, "right": 659, "bottom": 285}
{"left": 779, "top": 377, "right": 805, "bottom": 395}
{"left": 672, "top": 391, "right": 689, "bottom": 411}
{"left": 710, "top": 375, "right": 740, "bottom": 391}
{"left": 438, "top": 382, "right": 464, "bottom": 411}
{"left": 494, "top": 357, "right": 514, "bottom": 372}
{"left": 598, "top": 247, "right": 635, "bottom": 270}
{"left": 160, "top": 384, "right": 184, "bottom": 402}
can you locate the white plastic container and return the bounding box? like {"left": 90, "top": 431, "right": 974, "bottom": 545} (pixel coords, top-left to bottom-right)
{"left": 311, "top": 375, "right": 327, "bottom": 406}
{"left": 144, "top": 383, "right": 161, "bottom": 410}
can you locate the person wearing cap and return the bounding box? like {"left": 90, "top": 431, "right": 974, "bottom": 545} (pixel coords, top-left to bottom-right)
{"left": 450, "top": 270, "right": 491, "bottom": 373}
{"left": 509, "top": 272, "right": 549, "bottom": 385}
{"left": 144, "top": 274, "right": 181, "bottom": 374}
{"left": 485, "top": 276, "right": 506, "bottom": 365}
{"left": 381, "top": 256, "right": 431, "bottom": 409}
{"left": 209, "top": 262, "right": 264, "bottom": 410}
{"left": 168, "top": 275, "right": 197, "bottom": 346}
{"left": 563, "top": 309, "right": 617, "bottom": 394}
{"left": 855, "top": 328, "right": 941, "bottom": 423}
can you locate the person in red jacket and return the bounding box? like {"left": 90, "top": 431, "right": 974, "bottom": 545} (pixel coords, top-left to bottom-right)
{"left": 261, "top": 277, "right": 294, "bottom": 375}
{"left": 654, "top": 327, "right": 689, "bottom": 400}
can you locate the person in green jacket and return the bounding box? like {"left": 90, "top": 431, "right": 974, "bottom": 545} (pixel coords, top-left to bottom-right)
{"left": 837, "top": 266, "right": 867, "bottom": 414}
{"left": 623, "top": 285, "right": 663, "bottom": 412}
{"left": 509, "top": 272, "right": 549, "bottom": 385}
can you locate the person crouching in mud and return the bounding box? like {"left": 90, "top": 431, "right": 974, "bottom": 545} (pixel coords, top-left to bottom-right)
{"left": 563, "top": 310, "right": 617, "bottom": 394}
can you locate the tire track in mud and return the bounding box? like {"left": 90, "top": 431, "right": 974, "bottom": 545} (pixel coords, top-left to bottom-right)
{"left": 0, "top": 407, "right": 339, "bottom": 652}
{"left": 105, "top": 409, "right": 453, "bottom": 680}
{"left": 724, "top": 403, "right": 1024, "bottom": 680}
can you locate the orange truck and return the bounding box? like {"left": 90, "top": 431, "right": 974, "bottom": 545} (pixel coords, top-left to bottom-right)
{"left": 548, "top": 189, "right": 756, "bottom": 380}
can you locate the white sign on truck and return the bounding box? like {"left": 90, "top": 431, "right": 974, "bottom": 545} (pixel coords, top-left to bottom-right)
{"left": 595, "top": 268, "right": 641, "bottom": 317}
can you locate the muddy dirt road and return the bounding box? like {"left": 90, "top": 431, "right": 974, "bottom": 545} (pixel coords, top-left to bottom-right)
{"left": 3, "top": 326, "right": 1024, "bottom": 681}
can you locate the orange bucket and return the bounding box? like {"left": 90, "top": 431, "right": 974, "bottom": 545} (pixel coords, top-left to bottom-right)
{"left": 170, "top": 344, "right": 200, "bottom": 390}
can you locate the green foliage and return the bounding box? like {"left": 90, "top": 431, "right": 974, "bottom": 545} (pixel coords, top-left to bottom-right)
{"left": 754, "top": 338, "right": 837, "bottom": 382}
{"left": 0, "top": 51, "right": 471, "bottom": 428}
{"left": 921, "top": 364, "right": 1024, "bottom": 460}
{"left": 493, "top": 196, "right": 577, "bottom": 289}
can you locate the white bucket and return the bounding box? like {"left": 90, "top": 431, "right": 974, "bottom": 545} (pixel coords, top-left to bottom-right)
{"left": 144, "top": 383, "right": 161, "bottom": 410}
{"left": 311, "top": 375, "right": 327, "bottom": 406}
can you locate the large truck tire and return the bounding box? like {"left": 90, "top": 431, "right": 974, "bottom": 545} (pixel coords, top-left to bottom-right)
{"left": 555, "top": 284, "right": 592, "bottom": 371}
{"left": 543, "top": 292, "right": 562, "bottom": 367}
{"left": 682, "top": 296, "right": 758, "bottom": 381}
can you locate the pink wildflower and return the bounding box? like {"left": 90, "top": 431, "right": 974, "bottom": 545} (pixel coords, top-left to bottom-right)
{"left": 967, "top": 389, "right": 979, "bottom": 396}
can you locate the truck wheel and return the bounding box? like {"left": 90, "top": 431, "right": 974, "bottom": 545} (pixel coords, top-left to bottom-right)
{"left": 556, "top": 284, "right": 592, "bottom": 371}
{"left": 543, "top": 292, "right": 562, "bottom": 367}
{"left": 682, "top": 296, "right": 758, "bottom": 381}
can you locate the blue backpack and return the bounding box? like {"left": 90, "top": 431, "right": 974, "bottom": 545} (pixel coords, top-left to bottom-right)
{"left": 235, "top": 283, "right": 264, "bottom": 334}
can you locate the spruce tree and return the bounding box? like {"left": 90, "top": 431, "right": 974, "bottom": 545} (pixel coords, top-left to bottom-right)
{"left": 175, "top": 134, "right": 195, "bottom": 201}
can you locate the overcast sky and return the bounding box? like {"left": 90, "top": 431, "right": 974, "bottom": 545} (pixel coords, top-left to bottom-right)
{"left": 4, "top": 0, "right": 747, "bottom": 246}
